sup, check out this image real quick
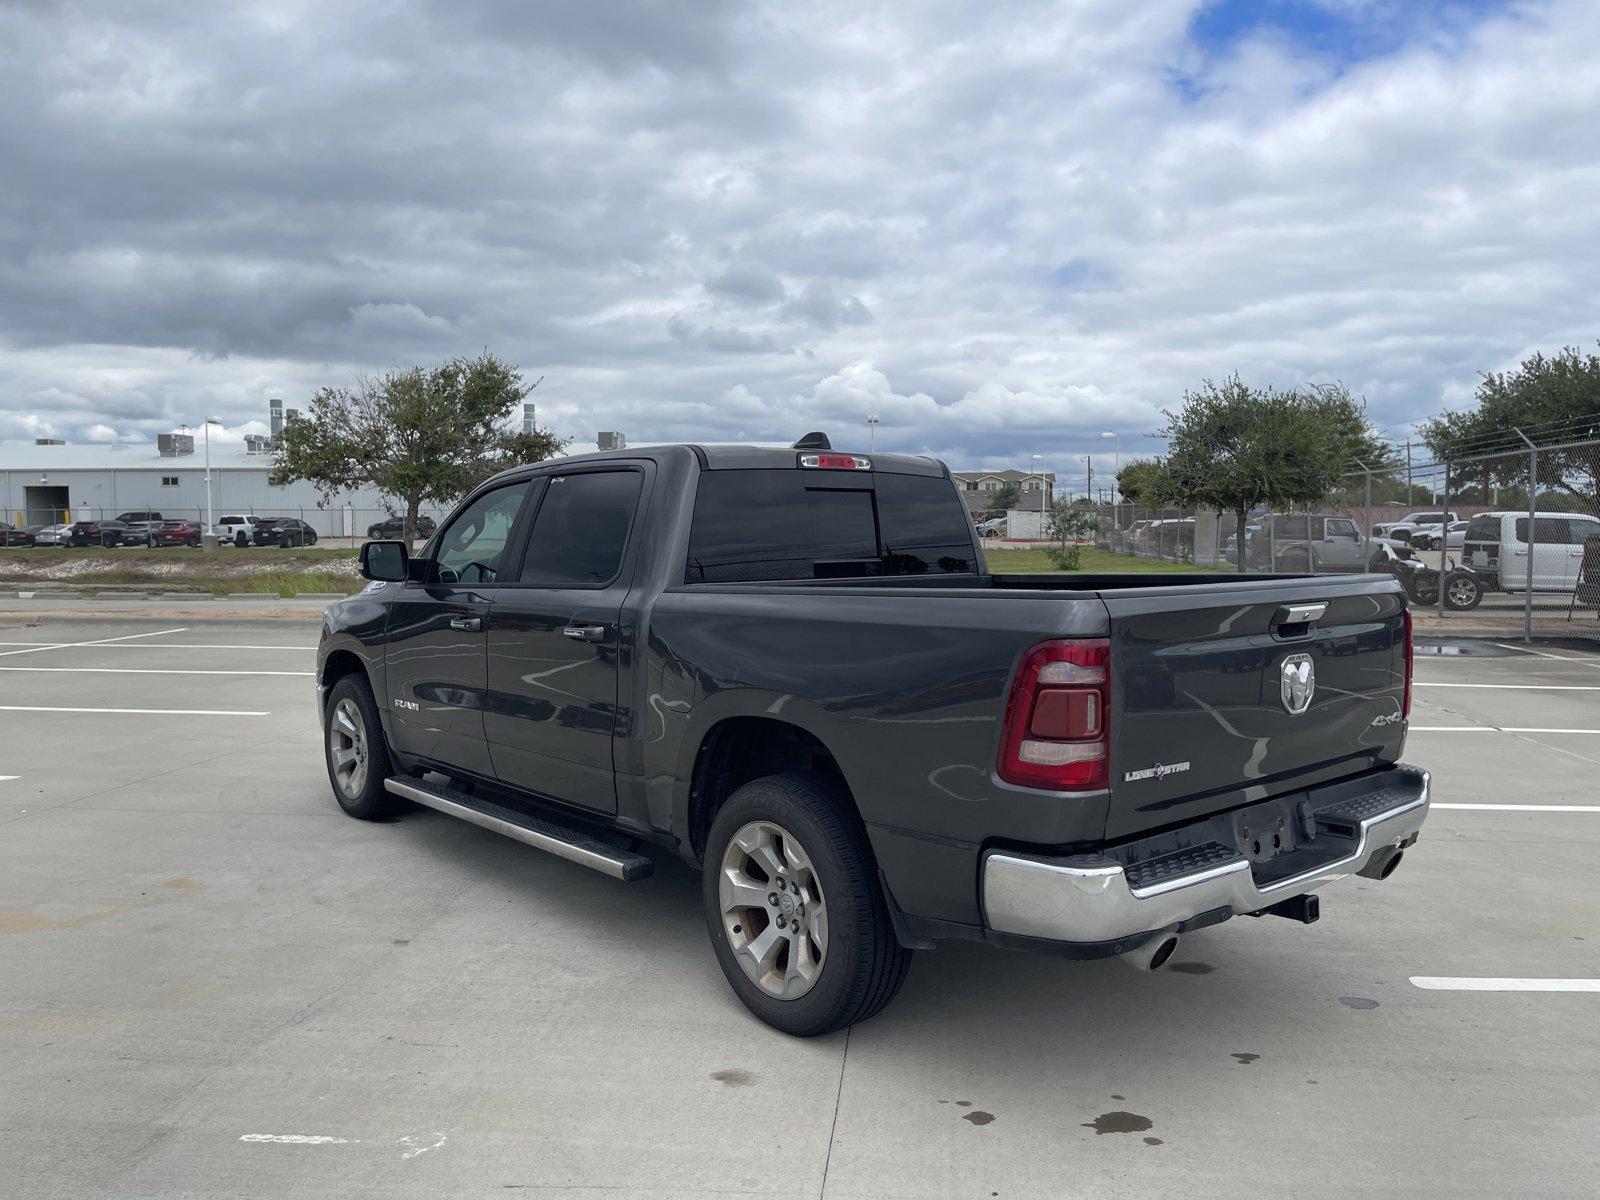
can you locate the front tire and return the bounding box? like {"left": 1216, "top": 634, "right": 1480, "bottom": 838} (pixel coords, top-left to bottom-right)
{"left": 703, "top": 772, "right": 912, "bottom": 1036}
{"left": 323, "top": 673, "right": 401, "bottom": 820}
{"left": 1444, "top": 570, "right": 1483, "bottom": 611}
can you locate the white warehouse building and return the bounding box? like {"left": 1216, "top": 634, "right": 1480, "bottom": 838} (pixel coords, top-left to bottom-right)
{"left": 1, "top": 431, "right": 604, "bottom": 537}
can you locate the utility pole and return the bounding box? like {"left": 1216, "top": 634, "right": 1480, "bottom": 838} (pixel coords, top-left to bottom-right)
{"left": 1083, "top": 454, "right": 1092, "bottom": 509}
{"left": 866, "top": 413, "right": 879, "bottom": 452}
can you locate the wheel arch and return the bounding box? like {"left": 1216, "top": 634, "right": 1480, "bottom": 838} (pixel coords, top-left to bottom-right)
{"left": 680, "top": 712, "right": 862, "bottom": 867}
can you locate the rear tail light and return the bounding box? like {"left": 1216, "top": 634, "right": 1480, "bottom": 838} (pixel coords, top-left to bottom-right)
{"left": 998, "top": 639, "right": 1111, "bottom": 790}
{"left": 1402, "top": 608, "right": 1414, "bottom": 717}
{"left": 799, "top": 453, "right": 871, "bottom": 470}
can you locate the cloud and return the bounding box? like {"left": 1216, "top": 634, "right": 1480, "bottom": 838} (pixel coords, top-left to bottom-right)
{"left": 2, "top": 0, "right": 1595, "bottom": 492}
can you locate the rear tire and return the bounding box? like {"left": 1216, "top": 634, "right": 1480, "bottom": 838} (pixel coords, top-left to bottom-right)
{"left": 235, "top": 533, "right": 247, "bottom": 548}
{"left": 323, "top": 673, "right": 401, "bottom": 820}
{"left": 702, "top": 772, "right": 912, "bottom": 1036}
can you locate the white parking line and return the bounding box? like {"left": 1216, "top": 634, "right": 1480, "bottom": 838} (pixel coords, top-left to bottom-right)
{"left": 0, "top": 666, "right": 313, "bottom": 677}
{"left": 1411, "top": 977, "right": 1600, "bottom": 992}
{"left": 1414, "top": 682, "right": 1600, "bottom": 691}
{"left": 1411, "top": 725, "right": 1600, "bottom": 734}
{"left": 1494, "top": 644, "right": 1600, "bottom": 669}
{"left": 0, "top": 705, "right": 268, "bottom": 716}
{"left": 0, "top": 776, "right": 17, "bottom": 783}
{"left": 0, "top": 627, "right": 190, "bottom": 658}
{"left": 0, "top": 641, "right": 314, "bottom": 652}
{"left": 1433, "top": 803, "right": 1600, "bottom": 812}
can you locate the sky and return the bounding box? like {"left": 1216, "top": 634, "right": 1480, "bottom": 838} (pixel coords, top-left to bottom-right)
{"left": 3, "top": 0, "right": 1598, "bottom": 493}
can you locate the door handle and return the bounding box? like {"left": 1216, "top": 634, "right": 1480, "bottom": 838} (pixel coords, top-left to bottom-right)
{"left": 449, "top": 615, "right": 482, "bottom": 632}
{"left": 562, "top": 624, "right": 608, "bottom": 643}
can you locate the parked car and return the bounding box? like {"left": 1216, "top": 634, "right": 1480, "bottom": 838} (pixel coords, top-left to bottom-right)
{"left": 1408, "top": 520, "right": 1469, "bottom": 552}
{"left": 29, "top": 522, "right": 74, "bottom": 547}
{"left": 317, "top": 438, "right": 1429, "bottom": 1035}
{"left": 1461, "top": 511, "right": 1600, "bottom": 594}
{"left": 254, "top": 517, "right": 318, "bottom": 547}
{"left": 214, "top": 514, "right": 265, "bottom": 547}
{"left": 366, "top": 515, "right": 438, "bottom": 541}
{"left": 0, "top": 520, "right": 34, "bottom": 547}
{"left": 67, "top": 519, "right": 141, "bottom": 547}
{"left": 1372, "top": 510, "right": 1458, "bottom": 541}
{"left": 151, "top": 519, "right": 203, "bottom": 547}
{"left": 1239, "top": 514, "right": 1408, "bottom": 573}
{"left": 974, "top": 516, "right": 1007, "bottom": 539}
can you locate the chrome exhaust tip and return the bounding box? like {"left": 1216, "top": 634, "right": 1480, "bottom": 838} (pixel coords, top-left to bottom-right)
{"left": 1121, "top": 930, "right": 1180, "bottom": 973}
{"left": 1357, "top": 845, "right": 1404, "bottom": 881}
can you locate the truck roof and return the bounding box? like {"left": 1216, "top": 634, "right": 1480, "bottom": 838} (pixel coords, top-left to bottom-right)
{"left": 514, "top": 442, "right": 950, "bottom": 477}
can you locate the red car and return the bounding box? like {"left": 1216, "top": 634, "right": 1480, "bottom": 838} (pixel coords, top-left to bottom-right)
{"left": 152, "top": 519, "right": 203, "bottom": 547}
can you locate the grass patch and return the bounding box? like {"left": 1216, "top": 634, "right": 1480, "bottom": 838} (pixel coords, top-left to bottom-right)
{"left": 984, "top": 546, "right": 1212, "bottom": 574}
{"left": 0, "top": 546, "right": 363, "bottom": 596}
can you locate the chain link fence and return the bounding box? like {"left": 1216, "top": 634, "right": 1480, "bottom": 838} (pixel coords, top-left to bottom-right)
{"left": 1, "top": 503, "right": 453, "bottom": 549}
{"left": 1088, "top": 439, "right": 1600, "bottom": 640}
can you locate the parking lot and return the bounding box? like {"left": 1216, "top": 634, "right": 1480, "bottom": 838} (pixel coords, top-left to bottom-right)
{"left": 2, "top": 616, "right": 1598, "bottom": 1199}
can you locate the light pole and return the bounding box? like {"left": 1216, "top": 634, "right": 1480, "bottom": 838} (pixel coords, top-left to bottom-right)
{"left": 1031, "top": 453, "right": 1045, "bottom": 535}
{"left": 1100, "top": 430, "right": 1120, "bottom": 531}
{"left": 866, "top": 413, "right": 879, "bottom": 452}
{"left": 202, "top": 417, "right": 222, "bottom": 535}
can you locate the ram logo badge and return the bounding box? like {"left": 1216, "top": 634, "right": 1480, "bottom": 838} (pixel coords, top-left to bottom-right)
{"left": 393, "top": 698, "right": 420, "bottom": 712}
{"left": 1281, "top": 653, "right": 1315, "bottom": 715}
{"left": 1124, "top": 761, "right": 1191, "bottom": 783}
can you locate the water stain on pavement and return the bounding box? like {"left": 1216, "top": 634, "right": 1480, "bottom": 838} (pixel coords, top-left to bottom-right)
{"left": 1339, "top": 996, "right": 1380, "bottom": 1010}
{"left": 1143, "top": 1137, "right": 1164, "bottom": 1146}
{"left": 963, "top": 1111, "right": 995, "bottom": 1126}
{"left": 0, "top": 877, "right": 200, "bottom": 934}
{"left": 1083, "top": 1111, "right": 1154, "bottom": 1135}
{"left": 710, "top": 1068, "right": 756, "bottom": 1086}
{"left": 1169, "top": 962, "right": 1215, "bottom": 975}
{"left": 1231, "top": 1052, "right": 1260, "bottom": 1065}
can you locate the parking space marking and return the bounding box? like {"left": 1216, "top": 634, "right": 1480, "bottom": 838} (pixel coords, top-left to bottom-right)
{"left": 0, "top": 627, "right": 190, "bottom": 658}
{"left": 0, "top": 641, "right": 315, "bottom": 652}
{"left": 1414, "top": 682, "right": 1600, "bottom": 691}
{"left": 0, "top": 666, "right": 313, "bottom": 677}
{"left": 1493, "top": 644, "right": 1600, "bottom": 669}
{"left": 0, "top": 705, "right": 269, "bottom": 716}
{"left": 1411, "top": 725, "right": 1600, "bottom": 734}
{"left": 1433, "top": 803, "right": 1600, "bottom": 812}
{"left": 1411, "top": 978, "right": 1600, "bottom": 992}
{"left": 0, "top": 776, "right": 17, "bottom": 783}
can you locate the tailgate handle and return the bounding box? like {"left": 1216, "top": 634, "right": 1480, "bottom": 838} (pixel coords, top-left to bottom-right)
{"left": 1276, "top": 601, "right": 1328, "bottom": 626}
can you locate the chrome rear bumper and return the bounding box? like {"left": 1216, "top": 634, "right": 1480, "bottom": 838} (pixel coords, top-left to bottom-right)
{"left": 982, "top": 767, "right": 1430, "bottom": 945}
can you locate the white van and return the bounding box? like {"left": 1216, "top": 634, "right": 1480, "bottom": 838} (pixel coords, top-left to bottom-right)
{"left": 1462, "top": 511, "right": 1600, "bottom": 593}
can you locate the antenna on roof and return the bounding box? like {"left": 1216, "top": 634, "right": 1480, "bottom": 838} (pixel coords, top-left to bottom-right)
{"left": 792, "top": 431, "right": 832, "bottom": 450}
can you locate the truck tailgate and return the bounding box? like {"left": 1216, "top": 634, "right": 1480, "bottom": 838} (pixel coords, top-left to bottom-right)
{"left": 1102, "top": 577, "right": 1408, "bottom": 840}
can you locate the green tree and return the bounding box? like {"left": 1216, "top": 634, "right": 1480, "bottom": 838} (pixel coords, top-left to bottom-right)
{"left": 1115, "top": 458, "right": 1174, "bottom": 507}
{"left": 990, "top": 481, "right": 1021, "bottom": 515}
{"left": 1161, "top": 375, "right": 1390, "bottom": 573}
{"left": 1043, "top": 497, "right": 1097, "bottom": 570}
{"left": 270, "top": 353, "right": 564, "bottom": 544}
{"left": 1419, "top": 344, "right": 1600, "bottom": 512}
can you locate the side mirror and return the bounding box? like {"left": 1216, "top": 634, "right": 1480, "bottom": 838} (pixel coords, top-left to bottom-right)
{"left": 360, "top": 540, "right": 408, "bottom": 582}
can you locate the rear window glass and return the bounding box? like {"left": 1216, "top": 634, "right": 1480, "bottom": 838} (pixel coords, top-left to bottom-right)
{"left": 1464, "top": 515, "right": 1499, "bottom": 542}
{"left": 685, "top": 469, "right": 976, "bottom": 583}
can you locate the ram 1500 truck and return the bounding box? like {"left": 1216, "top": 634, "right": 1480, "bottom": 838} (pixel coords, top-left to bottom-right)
{"left": 317, "top": 437, "right": 1429, "bottom": 1036}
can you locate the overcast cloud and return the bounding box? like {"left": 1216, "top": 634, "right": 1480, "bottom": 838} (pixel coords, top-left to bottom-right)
{"left": 2, "top": 0, "right": 1597, "bottom": 487}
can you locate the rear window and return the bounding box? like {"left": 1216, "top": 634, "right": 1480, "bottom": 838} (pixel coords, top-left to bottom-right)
{"left": 1464, "top": 515, "right": 1499, "bottom": 543}
{"left": 685, "top": 469, "right": 976, "bottom": 583}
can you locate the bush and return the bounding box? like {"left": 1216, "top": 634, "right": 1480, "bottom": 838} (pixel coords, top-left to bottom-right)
{"left": 1044, "top": 545, "right": 1082, "bottom": 571}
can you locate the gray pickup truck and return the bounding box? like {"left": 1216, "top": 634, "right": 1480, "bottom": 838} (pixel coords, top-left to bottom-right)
{"left": 316, "top": 436, "right": 1430, "bottom": 1035}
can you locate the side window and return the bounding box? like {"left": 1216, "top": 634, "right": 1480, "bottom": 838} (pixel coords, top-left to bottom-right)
{"left": 519, "top": 470, "right": 643, "bottom": 587}
{"left": 1568, "top": 517, "right": 1600, "bottom": 544}
{"left": 1514, "top": 517, "right": 1570, "bottom": 545}
{"left": 433, "top": 482, "right": 532, "bottom": 584}
{"left": 1327, "top": 519, "right": 1358, "bottom": 539}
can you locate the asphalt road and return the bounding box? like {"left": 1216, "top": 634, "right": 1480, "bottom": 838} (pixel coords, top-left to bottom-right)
{"left": 2, "top": 617, "right": 1598, "bottom": 1198}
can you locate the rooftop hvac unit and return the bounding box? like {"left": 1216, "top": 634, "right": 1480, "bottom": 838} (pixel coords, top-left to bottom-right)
{"left": 243, "top": 434, "right": 270, "bottom": 454}
{"left": 523, "top": 402, "right": 536, "bottom": 434}
{"left": 269, "top": 398, "right": 284, "bottom": 438}
{"left": 157, "top": 433, "right": 195, "bottom": 457}
{"left": 34, "top": 437, "right": 65, "bottom": 446}
{"left": 597, "top": 431, "right": 626, "bottom": 451}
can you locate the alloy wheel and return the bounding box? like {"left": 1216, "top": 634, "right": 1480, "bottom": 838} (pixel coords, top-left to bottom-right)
{"left": 718, "top": 820, "right": 828, "bottom": 1000}
{"left": 328, "top": 697, "right": 370, "bottom": 800}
